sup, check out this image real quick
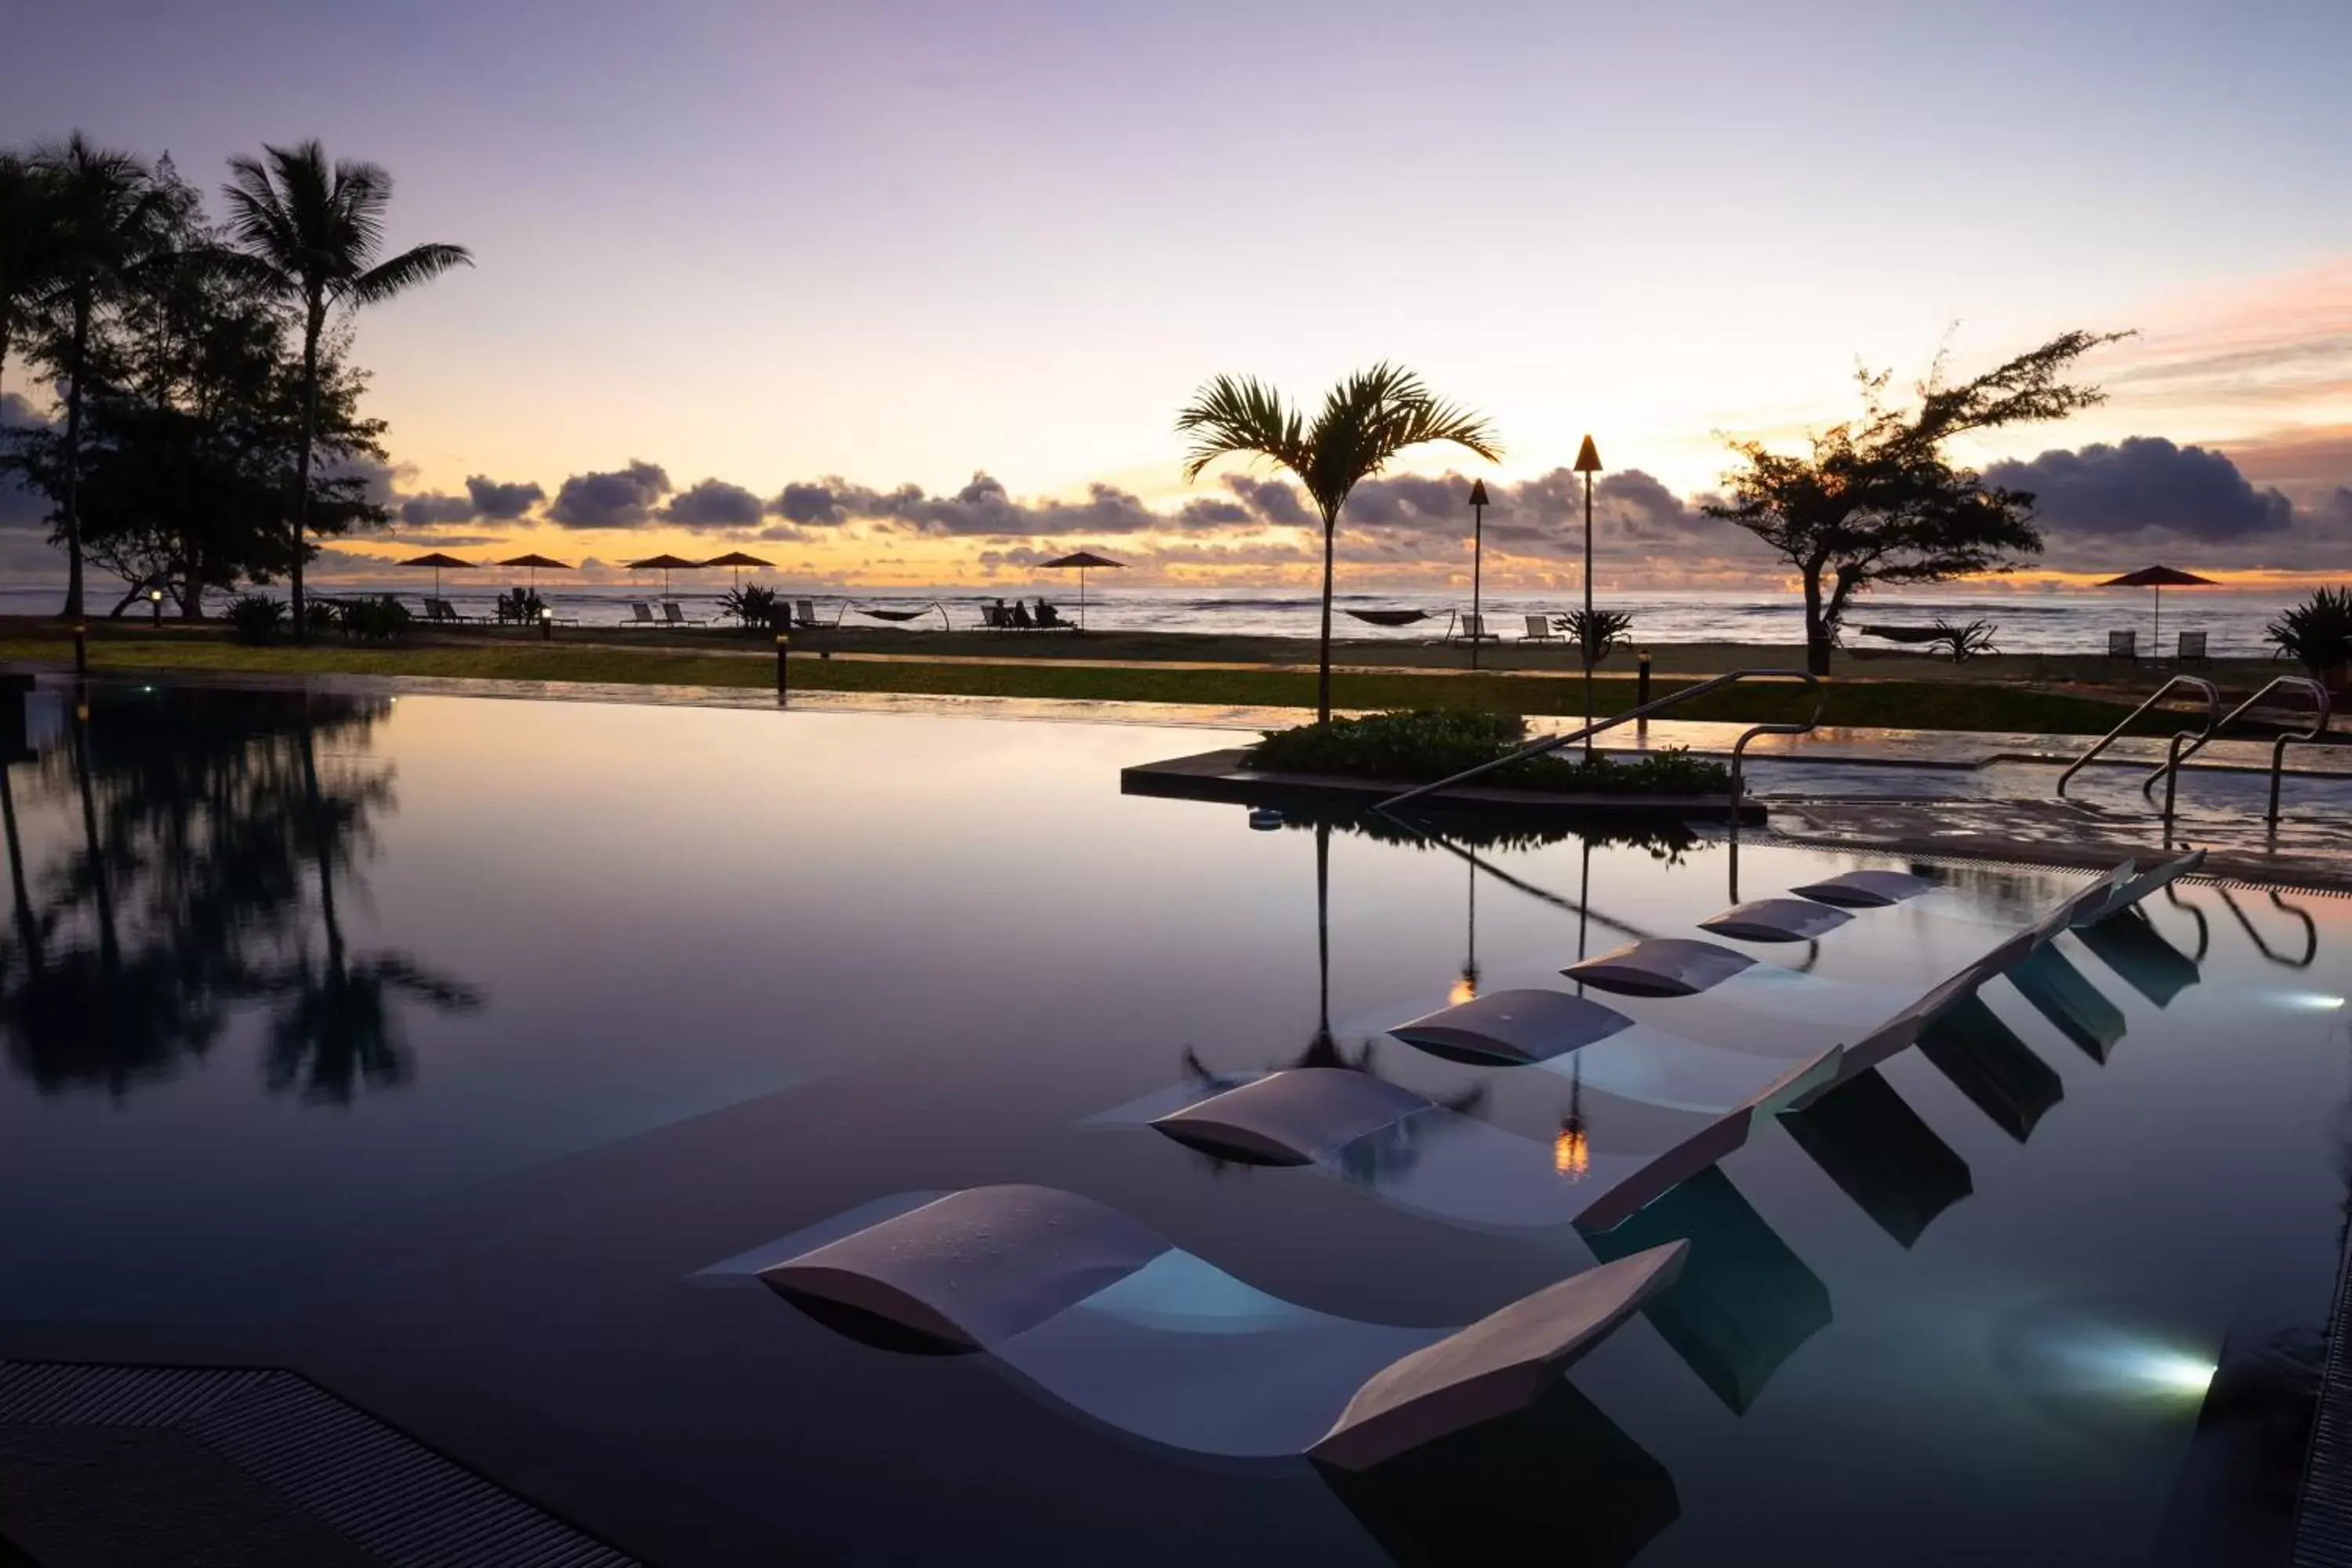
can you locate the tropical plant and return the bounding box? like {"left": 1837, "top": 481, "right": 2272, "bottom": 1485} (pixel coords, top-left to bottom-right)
{"left": 226, "top": 591, "right": 285, "bottom": 642}
{"left": 1246, "top": 708, "right": 1731, "bottom": 795}
{"left": 337, "top": 593, "right": 411, "bottom": 643}
{"left": 1178, "top": 365, "right": 1500, "bottom": 723}
{"left": 720, "top": 582, "right": 780, "bottom": 630}
{"left": 24, "top": 135, "right": 173, "bottom": 619}
{"left": 221, "top": 141, "right": 470, "bottom": 639}
{"left": 2267, "top": 586, "right": 2352, "bottom": 683}
{"left": 1554, "top": 608, "right": 1634, "bottom": 664}
{"left": 1704, "top": 332, "right": 2125, "bottom": 674}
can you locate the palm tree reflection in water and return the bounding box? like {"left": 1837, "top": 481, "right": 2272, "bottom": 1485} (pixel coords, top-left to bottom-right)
{"left": 0, "top": 685, "right": 479, "bottom": 1100}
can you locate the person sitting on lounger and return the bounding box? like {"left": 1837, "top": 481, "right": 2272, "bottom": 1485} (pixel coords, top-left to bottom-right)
{"left": 1035, "top": 600, "right": 1065, "bottom": 628}
{"left": 1011, "top": 601, "right": 1036, "bottom": 629}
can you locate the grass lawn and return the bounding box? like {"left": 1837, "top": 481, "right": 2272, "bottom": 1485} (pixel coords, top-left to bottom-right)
{"left": 0, "top": 630, "right": 2168, "bottom": 734}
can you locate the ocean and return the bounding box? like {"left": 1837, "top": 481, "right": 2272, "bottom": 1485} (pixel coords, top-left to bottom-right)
{"left": 0, "top": 579, "right": 2317, "bottom": 657}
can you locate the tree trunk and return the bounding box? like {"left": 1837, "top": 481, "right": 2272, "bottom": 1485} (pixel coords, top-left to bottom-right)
{"left": 1800, "top": 561, "right": 1831, "bottom": 676}
{"left": 290, "top": 301, "right": 323, "bottom": 644}
{"left": 60, "top": 289, "right": 91, "bottom": 620}
{"left": 1316, "top": 510, "right": 1337, "bottom": 725}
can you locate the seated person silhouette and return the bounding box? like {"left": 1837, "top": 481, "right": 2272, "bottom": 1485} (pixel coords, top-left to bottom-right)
{"left": 1036, "top": 599, "right": 1065, "bottom": 628}
{"left": 1011, "top": 601, "right": 1036, "bottom": 629}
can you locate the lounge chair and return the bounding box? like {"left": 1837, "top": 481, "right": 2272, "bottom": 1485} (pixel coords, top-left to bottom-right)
{"left": 975, "top": 601, "right": 1011, "bottom": 631}
{"left": 660, "top": 601, "right": 704, "bottom": 626}
{"left": 1445, "top": 612, "right": 1497, "bottom": 644}
{"left": 423, "top": 597, "right": 474, "bottom": 626}
{"left": 1035, "top": 601, "right": 1073, "bottom": 630}
{"left": 619, "top": 601, "right": 658, "bottom": 628}
{"left": 791, "top": 598, "right": 842, "bottom": 630}
{"left": 2107, "top": 629, "right": 2137, "bottom": 661}
{"left": 1521, "top": 614, "right": 1562, "bottom": 643}
{"left": 2176, "top": 630, "right": 2209, "bottom": 663}
{"left": 1010, "top": 601, "right": 1036, "bottom": 630}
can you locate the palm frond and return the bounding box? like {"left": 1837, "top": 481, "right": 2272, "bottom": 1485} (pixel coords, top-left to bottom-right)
{"left": 1174, "top": 374, "right": 1307, "bottom": 483}
{"left": 350, "top": 241, "right": 473, "bottom": 304}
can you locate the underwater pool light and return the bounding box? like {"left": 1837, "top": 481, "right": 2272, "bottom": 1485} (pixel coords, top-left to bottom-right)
{"left": 2135, "top": 1352, "right": 2217, "bottom": 1396}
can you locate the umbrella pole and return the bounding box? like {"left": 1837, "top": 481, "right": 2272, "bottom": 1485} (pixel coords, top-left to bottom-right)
{"left": 2153, "top": 585, "right": 2161, "bottom": 655}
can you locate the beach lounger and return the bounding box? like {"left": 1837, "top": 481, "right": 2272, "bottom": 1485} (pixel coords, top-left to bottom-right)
{"left": 2176, "top": 630, "right": 2209, "bottom": 663}
{"left": 1446, "top": 612, "right": 1497, "bottom": 644}
{"left": 2108, "top": 629, "right": 2137, "bottom": 660}
{"left": 792, "top": 599, "right": 841, "bottom": 630}
{"left": 660, "top": 601, "right": 705, "bottom": 626}
{"left": 975, "top": 602, "right": 1011, "bottom": 631}
{"left": 1520, "top": 615, "right": 1562, "bottom": 643}
{"left": 619, "top": 601, "right": 658, "bottom": 627}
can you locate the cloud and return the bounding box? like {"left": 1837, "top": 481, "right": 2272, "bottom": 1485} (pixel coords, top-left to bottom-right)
{"left": 1984, "top": 437, "right": 2293, "bottom": 543}
{"left": 548, "top": 461, "right": 672, "bottom": 528}
{"left": 398, "top": 492, "right": 477, "bottom": 525}
{"left": 1221, "top": 474, "right": 1312, "bottom": 526}
{"left": 466, "top": 475, "right": 544, "bottom": 520}
{"left": 663, "top": 477, "right": 766, "bottom": 528}
{"left": 759, "top": 471, "right": 1163, "bottom": 538}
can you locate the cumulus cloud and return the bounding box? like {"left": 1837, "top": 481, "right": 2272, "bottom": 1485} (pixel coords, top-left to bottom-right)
{"left": 759, "top": 471, "right": 1164, "bottom": 538}
{"left": 663, "top": 478, "right": 766, "bottom": 529}
{"left": 398, "top": 492, "right": 478, "bottom": 525}
{"left": 467, "top": 475, "right": 544, "bottom": 520}
{"left": 1221, "top": 474, "right": 1312, "bottom": 526}
{"left": 548, "top": 461, "right": 672, "bottom": 528}
{"left": 1985, "top": 437, "right": 2292, "bottom": 543}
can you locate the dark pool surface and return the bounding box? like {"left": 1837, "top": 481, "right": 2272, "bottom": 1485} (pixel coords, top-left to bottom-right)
{"left": 5, "top": 681, "right": 2351, "bottom": 1566}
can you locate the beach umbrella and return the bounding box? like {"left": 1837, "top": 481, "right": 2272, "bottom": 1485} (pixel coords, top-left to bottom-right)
{"left": 400, "top": 551, "right": 477, "bottom": 600}
{"left": 497, "top": 552, "right": 572, "bottom": 590}
{"left": 2098, "top": 564, "right": 2219, "bottom": 652}
{"left": 1039, "top": 550, "right": 1125, "bottom": 630}
{"left": 627, "top": 553, "right": 704, "bottom": 597}
{"left": 702, "top": 550, "right": 774, "bottom": 590}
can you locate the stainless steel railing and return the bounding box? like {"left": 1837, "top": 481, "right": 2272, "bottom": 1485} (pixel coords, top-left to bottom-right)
{"left": 2134, "top": 675, "right": 2328, "bottom": 826}
{"left": 2055, "top": 676, "right": 2221, "bottom": 820}
{"left": 1377, "top": 668, "right": 1823, "bottom": 811}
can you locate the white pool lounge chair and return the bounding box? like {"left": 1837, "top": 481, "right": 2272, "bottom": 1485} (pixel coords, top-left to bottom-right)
{"left": 620, "top": 601, "right": 658, "bottom": 627}
{"left": 2176, "top": 630, "right": 2209, "bottom": 662}
{"left": 1521, "top": 615, "right": 1562, "bottom": 643}
{"left": 2108, "top": 629, "right": 2137, "bottom": 660}
{"left": 659, "top": 601, "right": 704, "bottom": 626}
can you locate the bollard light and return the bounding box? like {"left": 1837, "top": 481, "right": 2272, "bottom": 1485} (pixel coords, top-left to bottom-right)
{"left": 149, "top": 588, "right": 164, "bottom": 626}
{"left": 72, "top": 621, "right": 88, "bottom": 677}
{"left": 540, "top": 606, "right": 554, "bottom": 642}
{"left": 775, "top": 633, "right": 790, "bottom": 703}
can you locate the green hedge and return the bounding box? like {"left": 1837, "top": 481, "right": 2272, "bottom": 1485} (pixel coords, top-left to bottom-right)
{"left": 1246, "top": 709, "right": 1734, "bottom": 795}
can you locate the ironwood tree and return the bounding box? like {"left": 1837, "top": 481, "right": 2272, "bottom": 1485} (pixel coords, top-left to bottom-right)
{"left": 1704, "top": 330, "right": 2125, "bottom": 673}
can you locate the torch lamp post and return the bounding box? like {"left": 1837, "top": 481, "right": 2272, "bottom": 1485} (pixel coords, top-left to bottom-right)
{"left": 148, "top": 588, "right": 164, "bottom": 626}
{"left": 1573, "top": 435, "right": 1602, "bottom": 758}
{"left": 1467, "top": 478, "right": 1490, "bottom": 671}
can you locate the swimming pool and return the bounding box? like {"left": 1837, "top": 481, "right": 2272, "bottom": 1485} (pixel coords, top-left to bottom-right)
{"left": 2, "top": 681, "right": 2347, "bottom": 1564}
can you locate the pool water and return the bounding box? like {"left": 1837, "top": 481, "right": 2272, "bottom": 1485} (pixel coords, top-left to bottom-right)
{"left": 3, "top": 681, "right": 2349, "bottom": 1565}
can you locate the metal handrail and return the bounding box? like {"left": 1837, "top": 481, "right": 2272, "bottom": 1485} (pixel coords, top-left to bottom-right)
{"left": 2055, "top": 676, "right": 2220, "bottom": 806}
{"left": 2135, "top": 675, "right": 2328, "bottom": 825}
{"left": 1377, "top": 668, "right": 1823, "bottom": 810}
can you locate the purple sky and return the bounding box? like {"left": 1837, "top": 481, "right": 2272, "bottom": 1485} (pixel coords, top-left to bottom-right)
{"left": 7, "top": 0, "right": 2352, "bottom": 587}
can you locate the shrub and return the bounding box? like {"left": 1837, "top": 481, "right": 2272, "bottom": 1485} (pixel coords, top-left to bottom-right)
{"left": 720, "top": 583, "right": 782, "bottom": 630}
{"left": 339, "top": 594, "right": 413, "bottom": 644}
{"left": 2268, "top": 586, "right": 2352, "bottom": 680}
{"left": 1245, "top": 708, "right": 1733, "bottom": 795}
{"left": 1554, "top": 608, "right": 1634, "bottom": 663}
{"left": 305, "top": 597, "right": 341, "bottom": 633}
{"left": 227, "top": 593, "right": 288, "bottom": 644}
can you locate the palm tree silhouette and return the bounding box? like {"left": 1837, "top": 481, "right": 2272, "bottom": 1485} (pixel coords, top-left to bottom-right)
{"left": 1177, "top": 365, "right": 1499, "bottom": 724}
{"left": 222, "top": 142, "right": 470, "bottom": 637}
{"left": 0, "top": 149, "right": 54, "bottom": 412}
{"left": 264, "top": 701, "right": 478, "bottom": 1102}
{"left": 27, "top": 135, "right": 172, "bottom": 618}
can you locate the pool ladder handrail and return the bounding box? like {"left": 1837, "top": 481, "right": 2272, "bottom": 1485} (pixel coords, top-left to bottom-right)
{"left": 2133, "top": 675, "right": 2329, "bottom": 826}
{"left": 2055, "top": 675, "right": 2221, "bottom": 819}
{"left": 1376, "top": 668, "right": 1823, "bottom": 811}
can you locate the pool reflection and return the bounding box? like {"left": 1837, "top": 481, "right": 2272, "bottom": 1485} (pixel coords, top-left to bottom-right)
{"left": 0, "top": 684, "right": 480, "bottom": 1100}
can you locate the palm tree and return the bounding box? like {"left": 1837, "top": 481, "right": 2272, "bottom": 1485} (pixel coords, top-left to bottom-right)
{"left": 1177, "top": 364, "right": 1500, "bottom": 724}
{"left": 221, "top": 141, "right": 470, "bottom": 637}
{"left": 29, "top": 135, "right": 166, "bottom": 619}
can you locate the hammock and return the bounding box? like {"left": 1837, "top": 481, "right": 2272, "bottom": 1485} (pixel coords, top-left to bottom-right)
{"left": 859, "top": 608, "right": 928, "bottom": 622}
{"left": 1857, "top": 624, "right": 1953, "bottom": 645}
{"left": 1345, "top": 608, "right": 1436, "bottom": 627}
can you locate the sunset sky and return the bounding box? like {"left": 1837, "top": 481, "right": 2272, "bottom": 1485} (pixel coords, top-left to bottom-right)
{"left": 6, "top": 0, "right": 2351, "bottom": 591}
